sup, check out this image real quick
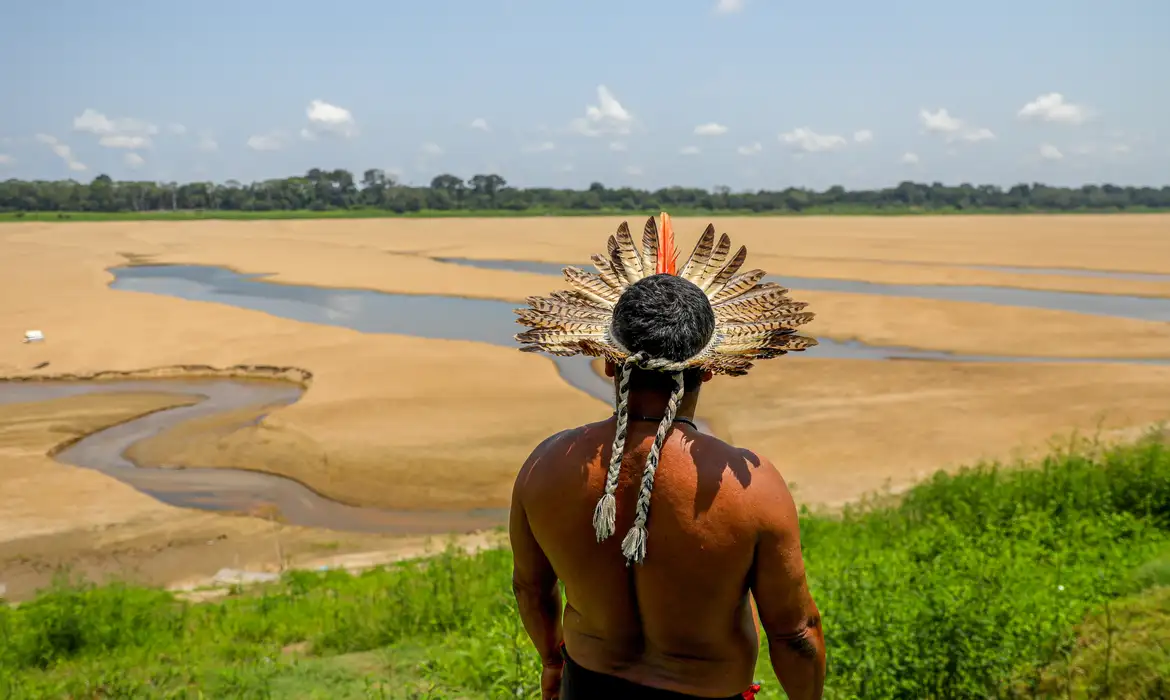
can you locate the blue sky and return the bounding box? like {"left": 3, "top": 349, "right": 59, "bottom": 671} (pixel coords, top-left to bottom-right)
{"left": 1, "top": 0, "right": 1165, "bottom": 190}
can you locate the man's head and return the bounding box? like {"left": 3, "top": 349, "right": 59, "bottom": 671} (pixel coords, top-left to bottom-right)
{"left": 607, "top": 273, "right": 716, "bottom": 393}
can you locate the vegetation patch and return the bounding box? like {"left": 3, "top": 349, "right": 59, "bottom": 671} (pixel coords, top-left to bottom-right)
{"left": 1, "top": 435, "right": 1168, "bottom": 698}
{"left": 2, "top": 172, "right": 1168, "bottom": 220}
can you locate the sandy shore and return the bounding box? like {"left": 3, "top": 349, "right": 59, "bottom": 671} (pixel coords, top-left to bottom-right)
{"left": 1, "top": 215, "right": 1169, "bottom": 594}
{"left": 0, "top": 391, "right": 496, "bottom": 601}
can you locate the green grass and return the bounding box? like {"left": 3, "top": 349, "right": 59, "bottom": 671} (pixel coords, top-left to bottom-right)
{"left": 2, "top": 206, "right": 1168, "bottom": 223}
{"left": 2, "top": 434, "right": 1169, "bottom": 698}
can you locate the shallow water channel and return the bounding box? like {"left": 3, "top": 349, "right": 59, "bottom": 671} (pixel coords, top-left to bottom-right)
{"left": 1, "top": 261, "right": 1168, "bottom": 533}
{"left": 435, "top": 258, "right": 1170, "bottom": 323}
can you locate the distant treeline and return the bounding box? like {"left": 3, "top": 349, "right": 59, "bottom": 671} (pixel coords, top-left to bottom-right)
{"left": 2, "top": 169, "right": 1169, "bottom": 215}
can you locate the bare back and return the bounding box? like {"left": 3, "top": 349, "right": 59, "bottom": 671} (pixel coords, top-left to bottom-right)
{"left": 511, "top": 417, "right": 813, "bottom": 697}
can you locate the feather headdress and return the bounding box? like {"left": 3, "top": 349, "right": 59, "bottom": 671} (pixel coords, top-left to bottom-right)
{"left": 514, "top": 213, "right": 817, "bottom": 564}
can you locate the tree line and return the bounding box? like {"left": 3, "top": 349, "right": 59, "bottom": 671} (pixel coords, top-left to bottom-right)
{"left": 2, "top": 169, "right": 1168, "bottom": 214}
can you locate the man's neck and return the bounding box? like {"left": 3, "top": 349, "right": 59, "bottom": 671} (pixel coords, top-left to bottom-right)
{"left": 624, "top": 389, "right": 699, "bottom": 422}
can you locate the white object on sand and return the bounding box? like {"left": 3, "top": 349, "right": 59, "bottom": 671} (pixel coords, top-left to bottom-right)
{"left": 23, "top": 330, "right": 44, "bottom": 343}
{"left": 211, "top": 568, "right": 281, "bottom": 586}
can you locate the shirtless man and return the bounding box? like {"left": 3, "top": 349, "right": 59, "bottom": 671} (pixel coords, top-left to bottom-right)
{"left": 510, "top": 215, "right": 825, "bottom": 699}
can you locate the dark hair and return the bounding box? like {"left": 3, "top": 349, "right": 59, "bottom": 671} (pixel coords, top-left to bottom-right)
{"left": 612, "top": 274, "right": 715, "bottom": 393}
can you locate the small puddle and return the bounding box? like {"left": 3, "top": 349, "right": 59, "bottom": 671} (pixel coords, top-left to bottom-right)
{"left": 435, "top": 258, "right": 1170, "bottom": 322}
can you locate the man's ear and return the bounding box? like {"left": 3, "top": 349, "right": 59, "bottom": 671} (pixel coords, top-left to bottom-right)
{"left": 701, "top": 369, "right": 714, "bottom": 383}
{"left": 604, "top": 361, "right": 616, "bottom": 378}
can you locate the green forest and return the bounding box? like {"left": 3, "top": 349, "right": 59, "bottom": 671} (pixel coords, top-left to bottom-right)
{"left": 2, "top": 169, "right": 1168, "bottom": 216}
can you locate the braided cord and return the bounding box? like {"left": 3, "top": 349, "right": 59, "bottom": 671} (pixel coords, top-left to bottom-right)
{"left": 592, "top": 351, "right": 645, "bottom": 541}
{"left": 620, "top": 370, "right": 685, "bottom": 565}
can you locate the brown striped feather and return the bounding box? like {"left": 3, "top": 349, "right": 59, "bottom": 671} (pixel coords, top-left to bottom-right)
{"left": 516, "top": 328, "right": 606, "bottom": 345}
{"left": 691, "top": 233, "right": 732, "bottom": 289}
{"left": 719, "top": 318, "right": 814, "bottom": 336}
{"left": 519, "top": 298, "right": 611, "bottom": 320}
{"left": 562, "top": 266, "right": 621, "bottom": 305}
{"left": 703, "top": 245, "right": 748, "bottom": 295}
{"left": 711, "top": 281, "right": 790, "bottom": 307}
{"left": 679, "top": 225, "right": 716, "bottom": 281}
{"left": 590, "top": 254, "right": 625, "bottom": 290}
{"left": 715, "top": 303, "right": 812, "bottom": 324}
{"left": 714, "top": 291, "right": 808, "bottom": 318}
{"left": 640, "top": 217, "right": 659, "bottom": 272}
{"left": 709, "top": 270, "right": 767, "bottom": 303}
{"left": 513, "top": 313, "right": 608, "bottom": 333}
{"left": 604, "top": 237, "right": 632, "bottom": 284}
{"left": 613, "top": 224, "right": 646, "bottom": 280}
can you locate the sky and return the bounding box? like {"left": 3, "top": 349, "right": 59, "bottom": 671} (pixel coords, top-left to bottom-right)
{"left": 0, "top": 0, "right": 1166, "bottom": 191}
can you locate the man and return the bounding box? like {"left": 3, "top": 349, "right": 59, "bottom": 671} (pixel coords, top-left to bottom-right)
{"left": 510, "top": 214, "right": 826, "bottom": 699}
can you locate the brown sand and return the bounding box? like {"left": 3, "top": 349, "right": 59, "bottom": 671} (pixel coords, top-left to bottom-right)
{"left": 0, "top": 392, "right": 498, "bottom": 602}
{"left": 697, "top": 358, "right": 1170, "bottom": 508}
{"left": 5, "top": 216, "right": 1170, "bottom": 358}
{"left": 1, "top": 215, "right": 1169, "bottom": 591}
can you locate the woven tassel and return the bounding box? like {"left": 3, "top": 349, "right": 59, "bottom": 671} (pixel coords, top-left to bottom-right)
{"left": 592, "top": 493, "right": 617, "bottom": 541}
{"left": 621, "top": 523, "right": 648, "bottom": 564}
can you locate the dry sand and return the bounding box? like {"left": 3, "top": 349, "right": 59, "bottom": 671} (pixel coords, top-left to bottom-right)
{"left": 1, "top": 215, "right": 1169, "bottom": 592}
{"left": 0, "top": 391, "right": 498, "bottom": 602}
{"left": 696, "top": 358, "right": 1170, "bottom": 508}
{"left": 6, "top": 215, "right": 1170, "bottom": 358}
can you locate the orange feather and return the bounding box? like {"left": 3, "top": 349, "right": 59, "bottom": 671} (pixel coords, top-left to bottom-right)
{"left": 656, "top": 211, "right": 679, "bottom": 274}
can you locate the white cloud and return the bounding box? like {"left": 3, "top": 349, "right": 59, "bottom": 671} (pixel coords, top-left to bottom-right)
{"left": 1018, "top": 93, "right": 1088, "bottom": 125}
{"left": 694, "top": 122, "right": 728, "bottom": 136}
{"left": 420, "top": 142, "right": 443, "bottom": 156}
{"left": 1111, "top": 143, "right": 1131, "bottom": 155}
{"left": 900, "top": 152, "right": 920, "bottom": 165}
{"left": 570, "top": 85, "right": 633, "bottom": 136}
{"left": 680, "top": 145, "right": 701, "bottom": 155}
{"left": 919, "top": 108, "right": 995, "bottom": 143}
{"left": 305, "top": 99, "right": 358, "bottom": 138}
{"left": 737, "top": 142, "right": 762, "bottom": 156}
{"left": 959, "top": 127, "right": 996, "bottom": 143}
{"left": 197, "top": 133, "right": 219, "bottom": 152}
{"left": 523, "top": 141, "right": 556, "bottom": 153}
{"left": 919, "top": 108, "right": 962, "bottom": 134}
{"left": 1039, "top": 143, "right": 1064, "bottom": 160}
{"left": 853, "top": 129, "right": 873, "bottom": 144}
{"left": 470, "top": 118, "right": 490, "bottom": 132}
{"left": 35, "top": 133, "right": 87, "bottom": 171}
{"left": 714, "top": 0, "right": 745, "bottom": 13}
{"left": 98, "top": 135, "right": 151, "bottom": 149}
{"left": 0, "top": 154, "right": 13, "bottom": 165}
{"left": 123, "top": 152, "right": 145, "bottom": 168}
{"left": 609, "top": 141, "right": 627, "bottom": 151}
{"left": 166, "top": 123, "right": 187, "bottom": 136}
{"left": 246, "top": 132, "right": 284, "bottom": 151}
{"left": 299, "top": 127, "right": 317, "bottom": 141}
{"left": 778, "top": 128, "right": 847, "bottom": 152}
{"left": 73, "top": 108, "right": 158, "bottom": 150}
{"left": 625, "top": 165, "right": 643, "bottom": 176}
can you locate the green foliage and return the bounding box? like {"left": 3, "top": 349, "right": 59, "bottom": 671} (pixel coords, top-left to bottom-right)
{"left": 1014, "top": 586, "right": 1170, "bottom": 699}
{"left": 1, "top": 438, "right": 1168, "bottom": 698}
{"left": 1, "top": 170, "right": 1168, "bottom": 219}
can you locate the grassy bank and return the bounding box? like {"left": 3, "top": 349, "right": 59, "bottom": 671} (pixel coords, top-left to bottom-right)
{"left": 2, "top": 435, "right": 1168, "bottom": 699}
{"left": 2, "top": 207, "right": 1168, "bottom": 223}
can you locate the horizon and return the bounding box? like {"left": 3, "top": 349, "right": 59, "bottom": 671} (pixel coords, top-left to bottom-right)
{"left": 4, "top": 169, "right": 1168, "bottom": 194}
{"left": 1, "top": 0, "right": 1165, "bottom": 190}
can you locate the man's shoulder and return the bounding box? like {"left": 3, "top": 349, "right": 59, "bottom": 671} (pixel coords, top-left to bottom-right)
{"left": 693, "top": 436, "right": 789, "bottom": 500}
{"left": 695, "top": 433, "right": 776, "bottom": 473}
{"left": 521, "top": 420, "right": 610, "bottom": 470}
